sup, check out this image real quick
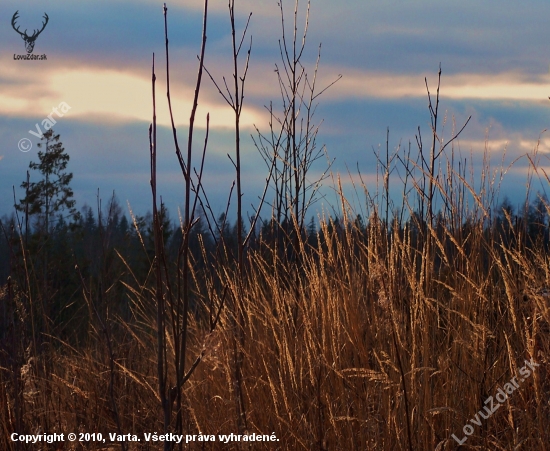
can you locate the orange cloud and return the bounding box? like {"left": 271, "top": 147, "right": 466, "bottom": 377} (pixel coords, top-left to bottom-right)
{"left": 0, "top": 64, "right": 265, "bottom": 129}
{"left": 323, "top": 69, "right": 550, "bottom": 102}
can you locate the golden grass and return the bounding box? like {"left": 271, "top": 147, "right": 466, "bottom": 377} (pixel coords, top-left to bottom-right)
{"left": 2, "top": 150, "right": 550, "bottom": 451}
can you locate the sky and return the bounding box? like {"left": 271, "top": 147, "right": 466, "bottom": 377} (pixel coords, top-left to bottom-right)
{"left": 2, "top": 0, "right": 550, "bottom": 225}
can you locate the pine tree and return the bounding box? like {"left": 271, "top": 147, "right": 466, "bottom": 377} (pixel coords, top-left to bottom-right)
{"left": 15, "top": 129, "right": 79, "bottom": 333}
{"left": 16, "top": 129, "right": 79, "bottom": 236}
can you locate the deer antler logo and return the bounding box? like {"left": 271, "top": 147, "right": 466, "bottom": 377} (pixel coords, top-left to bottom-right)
{"left": 11, "top": 11, "right": 49, "bottom": 54}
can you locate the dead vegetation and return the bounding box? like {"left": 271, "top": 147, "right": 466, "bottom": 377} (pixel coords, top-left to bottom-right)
{"left": 1, "top": 1, "right": 550, "bottom": 450}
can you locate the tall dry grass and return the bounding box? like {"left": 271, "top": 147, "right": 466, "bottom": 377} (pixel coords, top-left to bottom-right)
{"left": 2, "top": 1, "right": 550, "bottom": 450}
{"left": 2, "top": 140, "right": 550, "bottom": 450}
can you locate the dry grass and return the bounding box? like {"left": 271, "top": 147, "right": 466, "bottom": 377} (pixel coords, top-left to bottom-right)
{"left": 2, "top": 149, "right": 550, "bottom": 451}
{"left": 1, "top": 4, "right": 549, "bottom": 448}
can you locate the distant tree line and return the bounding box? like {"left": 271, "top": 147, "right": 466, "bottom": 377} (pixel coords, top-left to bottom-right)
{"left": 2, "top": 189, "right": 549, "bottom": 337}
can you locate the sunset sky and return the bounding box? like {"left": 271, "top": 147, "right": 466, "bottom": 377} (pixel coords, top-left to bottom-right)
{"left": 2, "top": 0, "right": 550, "bottom": 221}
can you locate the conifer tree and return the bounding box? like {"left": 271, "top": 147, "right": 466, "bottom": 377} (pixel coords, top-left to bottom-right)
{"left": 16, "top": 129, "right": 79, "bottom": 235}
{"left": 15, "top": 129, "right": 79, "bottom": 331}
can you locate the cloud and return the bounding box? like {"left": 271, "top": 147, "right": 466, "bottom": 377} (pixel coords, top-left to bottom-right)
{"left": 321, "top": 69, "right": 550, "bottom": 102}
{"left": 0, "top": 63, "right": 266, "bottom": 130}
